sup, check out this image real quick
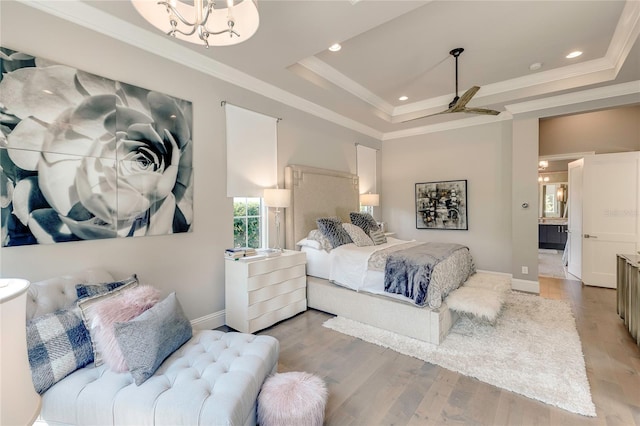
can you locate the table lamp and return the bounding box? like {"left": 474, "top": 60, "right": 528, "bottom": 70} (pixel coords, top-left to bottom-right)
{"left": 360, "top": 193, "right": 380, "bottom": 219}
{"left": 263, "top": 188, "right": 291, "bottom": 251}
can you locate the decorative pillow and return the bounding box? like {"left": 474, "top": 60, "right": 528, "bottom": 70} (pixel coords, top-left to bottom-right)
{"left": 350, "top": 212, "right": 380, "bottom": 235}
{"left": 77, "top": 278, "right": 139, "bottom": 366}
{"left": 296, "top": 238, "right": 322, "bottom": 250}
{"left": 369, "top": 228, "right": 388, "bottom": 245}
{"left": 342, "top": 223, "right": 374, "bottom": 247}
{"left": 306, "top": 229, "right": 333, "bottom": 252}
{"left": 316, "top": 217, "right": 352, "bottom": 249}
{"left": 91, "top": 286, "right": 161, "bottom": 372}
{"left": 26, "top": 307, "right": 93, "bottom": 394}
{"left": 114, "top": 293, "right": 192, "bottom": 385}
{"left": 76, "top": 275, "right": 139, "bottom": 300}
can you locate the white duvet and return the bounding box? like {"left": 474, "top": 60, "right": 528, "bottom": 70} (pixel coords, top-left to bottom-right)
{"left": 329, "top": 237, "right": 414, "bottom": 300}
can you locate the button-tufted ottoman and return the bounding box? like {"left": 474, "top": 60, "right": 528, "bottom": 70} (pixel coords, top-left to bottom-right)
{"left": 27, "top": 269, "right": 280, "bottom": 426}
{"left": 257, "top": 371, "right": 328, "bottom": 426}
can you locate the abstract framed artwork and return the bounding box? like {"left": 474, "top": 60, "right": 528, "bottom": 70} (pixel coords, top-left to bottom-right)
{"left": 0, "top": 47, "right": 193, "bottom": 247}
{"left": 415, "top": 180, "right": 468, "bottom": 230}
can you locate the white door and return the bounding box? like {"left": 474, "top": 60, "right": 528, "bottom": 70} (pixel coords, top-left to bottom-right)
{"left": 582, "top": 152, "right": 640, "bottom": 288}
{"left": 567, "top": 159, "right": 583, "bottom": 279}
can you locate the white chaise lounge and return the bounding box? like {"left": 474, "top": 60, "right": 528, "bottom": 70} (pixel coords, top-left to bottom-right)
{"left": 26, "top": 269, "right": 279, "bottom": 426}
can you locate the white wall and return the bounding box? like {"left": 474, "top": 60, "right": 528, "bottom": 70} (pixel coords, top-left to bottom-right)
{"left": 0, "top": 2, "right": 380, "bottom": 325}
{"left": 381, "top": 121, "right": 513, "bottom": 273}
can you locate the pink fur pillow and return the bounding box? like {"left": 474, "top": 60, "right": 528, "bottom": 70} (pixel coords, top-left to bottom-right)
{"left": 91, "top": 285, "right": 161, "bottom": 372}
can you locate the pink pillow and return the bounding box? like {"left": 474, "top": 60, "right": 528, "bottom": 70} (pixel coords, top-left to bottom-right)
{"left": 91, "top": 285, "right": 161, "bottom": 372}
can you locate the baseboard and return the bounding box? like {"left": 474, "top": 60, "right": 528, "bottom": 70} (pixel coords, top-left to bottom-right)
{"left": 191, "top": 309, "right": 226, "bottom": 330}
{"left": 476, "top": 269, "right": 512, "bottom": 277}
{"left": 511, "top": 278, "right": 540, "bottom": 294}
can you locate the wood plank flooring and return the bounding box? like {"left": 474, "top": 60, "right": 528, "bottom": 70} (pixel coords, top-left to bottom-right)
{"left": 253, "top": 277, "right": 640, "bottom": 425}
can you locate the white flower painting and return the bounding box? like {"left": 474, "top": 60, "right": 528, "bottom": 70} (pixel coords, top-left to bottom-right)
{"left": 0, "top": 47, "right": 193, "bottom": 247}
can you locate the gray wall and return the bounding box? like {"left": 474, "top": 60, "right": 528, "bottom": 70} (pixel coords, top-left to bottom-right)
{"left": 381, "top": 121, "right": 513, "bottom": 273}
{"left": 0, "top": 2, "right": 380, "bottom": 324}
{"left": 540, "top": 105, "right": 640, "bottom": 156}
{"left": 511, "top": 118, "right": 540, "bottom": 285}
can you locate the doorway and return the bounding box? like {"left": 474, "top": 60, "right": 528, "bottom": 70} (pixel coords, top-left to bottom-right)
{"left": 537, "top": 155, "right": 584, "bottom": 282}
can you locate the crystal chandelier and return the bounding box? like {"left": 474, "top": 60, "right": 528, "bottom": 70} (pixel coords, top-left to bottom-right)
{"left": 132, "top": 0, "right": 259, "bottom": 48}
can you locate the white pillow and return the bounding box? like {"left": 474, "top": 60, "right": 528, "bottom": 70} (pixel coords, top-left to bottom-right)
{"left": 296, "top": 238, "right": 322, "bottom": 250}
{"left": 342, "top": 223, "right": 374, "bottom": 247}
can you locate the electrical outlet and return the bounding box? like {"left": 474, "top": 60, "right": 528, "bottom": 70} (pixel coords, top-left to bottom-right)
{"left": 521, "top": 266, "right": 529, "bottom": 274}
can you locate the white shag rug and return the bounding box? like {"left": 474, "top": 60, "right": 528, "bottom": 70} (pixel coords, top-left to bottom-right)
{"left": 323, "top": 289, "right": 596, "bottom": 417}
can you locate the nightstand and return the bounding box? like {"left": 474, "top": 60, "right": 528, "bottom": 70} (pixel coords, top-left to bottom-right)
{"left": 225, "top": 250, "right": 307, "bottom": 333}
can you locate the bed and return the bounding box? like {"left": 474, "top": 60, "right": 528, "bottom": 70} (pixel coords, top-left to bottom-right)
{"left": 284, "top": 164, "right": 472, "bottom": 345}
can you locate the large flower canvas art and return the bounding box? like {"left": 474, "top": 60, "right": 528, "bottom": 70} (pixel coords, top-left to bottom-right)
{"left": 0, "top": 47, "right": 193, "bottom": 247}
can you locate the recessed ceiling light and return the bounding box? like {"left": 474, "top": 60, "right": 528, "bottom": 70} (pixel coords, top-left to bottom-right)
{"left": 566, "top": 51, "right": 583, "bottom": 59}
{"left": 529, "top": 62, "right": 543, "bottom": 71}
{"left": 328, "top": 43, "right": 342, "bottom": 52}
{"left": 398, "top": 95, "right": 408, "bottom": 101}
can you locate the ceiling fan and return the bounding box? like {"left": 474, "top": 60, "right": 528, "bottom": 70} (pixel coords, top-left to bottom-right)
{"left": 402, "top": 48, "right": 500, "bottom": 122}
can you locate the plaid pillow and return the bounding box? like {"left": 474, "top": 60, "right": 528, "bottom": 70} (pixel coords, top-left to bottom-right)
{"left": 27, "top": 308, "right": 93, "bottom": 394}
{"left": 76, "top": 274, "right": 138, "bottom": 300}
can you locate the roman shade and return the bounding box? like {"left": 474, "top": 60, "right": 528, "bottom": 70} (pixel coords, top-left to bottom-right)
{"left": 225, "top": 103, "right": 278, "bottom": 197}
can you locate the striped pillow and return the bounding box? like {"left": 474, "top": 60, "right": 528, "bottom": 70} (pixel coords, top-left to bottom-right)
{"left": 369, "top": 229, "right": 387, "bottom": 245}
{"left": 350, "top": 212, "right": 380, "bottom": 235}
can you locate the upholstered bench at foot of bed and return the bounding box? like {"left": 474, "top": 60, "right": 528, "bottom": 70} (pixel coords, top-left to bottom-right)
{"left": 37, "top": 330, "right": 279, "bottom": 426}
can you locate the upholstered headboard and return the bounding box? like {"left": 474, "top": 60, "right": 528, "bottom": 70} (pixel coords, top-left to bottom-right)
{"left": 284, "top": 165, "right": 359, "bottom": 249}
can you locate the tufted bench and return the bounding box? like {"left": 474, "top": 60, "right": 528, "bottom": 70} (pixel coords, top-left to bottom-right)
{"left": 27, "top": 269, "right": 279, "bottom": 426}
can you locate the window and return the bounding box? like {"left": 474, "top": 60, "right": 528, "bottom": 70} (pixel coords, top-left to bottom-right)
{"left": 233, "top": 197, "right": 265, "bottom": 248}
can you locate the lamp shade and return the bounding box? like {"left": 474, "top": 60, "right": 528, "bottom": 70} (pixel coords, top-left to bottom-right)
{"left": 360, "top": 193, "right": 380, "bottom": 207}
{"left": 0, "top": 279, "right": 41, "bottom": 425}
{"left": 263, "top": 188, "right": 291, "bottom": 208}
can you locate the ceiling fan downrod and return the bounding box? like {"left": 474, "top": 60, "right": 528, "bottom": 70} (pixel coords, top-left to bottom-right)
{"left": 449, "top": 47, "right": 464, "bottom": 108}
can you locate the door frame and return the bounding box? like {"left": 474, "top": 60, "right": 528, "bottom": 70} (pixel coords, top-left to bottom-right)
{"left": 537, "top": 152, "right": 594, "bottom": 280}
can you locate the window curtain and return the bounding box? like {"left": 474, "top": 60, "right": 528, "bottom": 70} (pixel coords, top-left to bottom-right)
{"left": 225, "top": 103, "right": 278, "bottom": 197}
{"left": 356, "top": 144, "right": 377, "bottom": 194}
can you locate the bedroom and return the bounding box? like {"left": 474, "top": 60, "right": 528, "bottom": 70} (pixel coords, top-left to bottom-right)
{"left": 1, "top": 0, "right": 638, "bottom": 424}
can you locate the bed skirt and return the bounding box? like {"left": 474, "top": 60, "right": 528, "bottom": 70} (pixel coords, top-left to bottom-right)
{"left": 307, "top": 276, "right": 458, "bottom": 345}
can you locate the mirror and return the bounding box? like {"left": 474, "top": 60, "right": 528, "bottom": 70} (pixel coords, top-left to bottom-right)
{"left": 540, "top": 182, "right": 567, "bottom": 218}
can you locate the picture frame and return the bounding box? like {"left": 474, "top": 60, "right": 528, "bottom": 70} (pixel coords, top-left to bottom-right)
{"left": 415, "top": 180, "right": 468, "bottom": 230}
{"left": 0, "top": 46, "right": 194, "bottom": 247}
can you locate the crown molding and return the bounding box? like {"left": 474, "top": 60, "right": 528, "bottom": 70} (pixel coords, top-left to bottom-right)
{"left": 504, "top": 80, "right": 640, "bottom": 115}
{"left": 16, "top": 0, "right": 639, "bottom": 143}
{"left": 297, "top": 56, "right": 394, "bottom": 117}
{"left": 18, "top": 0, "right": 383, "bottom": 140}
{"left": 300, "top": 0, "right": 639, "bottom": 121}
{"left": 607, "top": 0, "right": 640, "bottom": 74}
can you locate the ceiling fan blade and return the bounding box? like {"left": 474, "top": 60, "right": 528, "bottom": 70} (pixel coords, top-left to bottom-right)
{"left": 451, "top": 85, "right": 480, "bottom": 110}
{"left": 462, "top": 107, "right": 501, "bottom": 115}
{"left": 399, "top": 108, "right": 452, "bottom": 123}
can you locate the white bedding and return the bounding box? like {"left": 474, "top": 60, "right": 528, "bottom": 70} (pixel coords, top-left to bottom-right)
{"left": 329, "top": 237, "right": 407, "bottom": 292}
{"left": 301, "top": 246, "right": 331, "bottom": 279}
{"left": 305, "top": 237, "right": 474, "bottom": 308}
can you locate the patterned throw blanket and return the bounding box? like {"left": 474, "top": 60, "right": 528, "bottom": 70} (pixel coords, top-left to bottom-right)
{"left": 384, "top": 242, "right": 466, "bottom": 306}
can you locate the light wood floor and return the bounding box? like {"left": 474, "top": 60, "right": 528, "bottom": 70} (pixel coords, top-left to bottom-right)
{"left": 255, "top": 277, "right": 640, "bottom": 425}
